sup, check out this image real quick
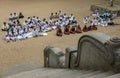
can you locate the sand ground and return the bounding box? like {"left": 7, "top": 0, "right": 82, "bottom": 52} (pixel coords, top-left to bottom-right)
{"left": 0, "top": 0, "right": 120, "bottom": 73}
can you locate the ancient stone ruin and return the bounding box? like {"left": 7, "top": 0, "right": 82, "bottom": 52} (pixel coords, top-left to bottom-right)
{"left": 44, "top": 32, "right": 120, "bottom": 72}
{"left": 1, "top": 32, "right": 120, "bottom": 78}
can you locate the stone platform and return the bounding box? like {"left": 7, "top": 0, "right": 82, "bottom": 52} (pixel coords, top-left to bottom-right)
{"left": 90, "top": 4, "right": 120, "bottom": 16}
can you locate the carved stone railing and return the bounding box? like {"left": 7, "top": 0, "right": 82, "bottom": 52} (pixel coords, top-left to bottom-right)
{"left": 65, "top": 46, "right": 77, "bottom": 68}
{"left": 44, "top": 46, "right": 65, "bottom": 68}
{"left": 44, "top": 32, "right": 120, "bottom": 72}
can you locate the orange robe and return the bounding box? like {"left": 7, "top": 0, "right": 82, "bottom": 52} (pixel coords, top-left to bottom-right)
{"left": 88, "top": 25, "right": 92, "bottom": 31}
{"left": 82, "top": 25, "right": 88, "bottom": 32}
{"left": 64, "top": 27, "right": 70, "bottom": 35}
{"left": 70, "top": 26, "right": 76, "bottom": 34}
{"left": 92, "top": 25, "right": 97, "bottom": 30}
{"left": 56, "top": 28, "right": 63, "bottom": 36}
{"left": 76, "top": 25, "right": 82, "bottom": 33}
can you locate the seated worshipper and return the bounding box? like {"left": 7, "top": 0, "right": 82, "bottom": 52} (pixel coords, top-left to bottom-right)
{"left": 76, "top": 25, "right": 82, "bottom": 33}
{"left": 91, "top": 18, "right": 98, "bottom": 26}
{"left": 54, "top": 12, "right": 59, "bottom": 18}
{"left": 72, "top": 17, "right": 77, "bottom": 23}
{"left": 9, "top": 13, "right": 13, "bottom": 20}
{"left": 43, "top": 21, "right": 52, "bottom": 32}
{"left": 10, "top": 34, "right": 16, "bottom": 41}
{"left": 58, "top": 10, "right": 62, "bottom": 17}
{"left": 4, "top": 32, "right": 11, "bottom": 42}
{"left": 2, "top": 22, "right": 9, "bottom": 31}
{"left": 13, "top": 12, "right": 18, "bottom": 20}
{"left": 92, "top": 24, "right": 97, "bottom": 30}
{"left": 111, "top": 13, "right": 117, "bottom": 19}
{"left": 23, "top": 20, "right": 28, "bottom": 27}
{"left": 108, "top": 18, "right": 115, "bottom": 25}
{"left": 32, "top": 16, "right": 37, "bottom": 25}
{"left": 32, "top": 28, "right": 38, "bottom": 37}
{"left": 83, "top": 16, "right": 90, "bottom": 24}
{"left": 82, "top": 25, "right": 88, "bottom": 32}
{"left": 50, "top": 13, "right": 54, "bottom": 19}
{"left": 56, "top": 26, "right": 63, "bottom": 36}
{"left": 92, "top": 9, "right": 99, "bottom": 17}
{"left": 69, "top": 13, "right": 74, "bottom": 23}
{"left": 19, "top": 12, "right": 24, "bottom": 18}
{"left": 70, "top": 25, "right": 76, "bottom": 34}
{"left": 64, "top": 26, "right": 70, "bottom": 35}
{"left": 28, "top": 21, "right": 35, "bottom": 28}
{"left": 48, "top": 18, "right": 53, "bottom": 27}
{"left": 100, "top": 20, "right": 108, "bottom": 27}
{"left": 87, "top": 25, "right": 92, "bottom": 31}
{"left": 16, "top": 20, "right": 22, "bottom": 27}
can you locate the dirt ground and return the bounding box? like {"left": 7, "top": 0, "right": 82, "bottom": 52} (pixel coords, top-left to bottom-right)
{"left": 0, "top": 0, "right": 120, "bottom": 73}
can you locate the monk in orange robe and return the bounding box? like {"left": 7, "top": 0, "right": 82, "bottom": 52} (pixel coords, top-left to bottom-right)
{"left": 70, "top": 26, "right": 76, "bottom": 34}
{"left": 64, "top": 26, "right": 70, "bottom": 35}
{"left": 56, "top": 27, "right": 63, "bottom": 36}
{"left": 82, "top": 25, "right": 88, "bottom": 32}
{"left": 92, "top": 24, "right": 97, "bottom": 30}
{"left": 88, "top": 25, "right": 92, "bottom": 31}
{"left": 76, "top": 25, "right": 82, "bottom": 33}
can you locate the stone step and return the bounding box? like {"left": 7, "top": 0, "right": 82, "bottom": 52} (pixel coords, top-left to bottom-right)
{"left": 2, "top": 67, "right": 120, "bottom": 78}
{"left": 106, "top": 73, "right": 120, "bottom": 78}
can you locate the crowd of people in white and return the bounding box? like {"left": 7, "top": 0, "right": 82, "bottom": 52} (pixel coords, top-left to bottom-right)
{"left": 2, "top": 11, "right": 77, "bottom": 42}
{"left": 2, "top": 10, "right": 118, "bottom": 42}
{"left": 83, "top": 9, "right": 118, "bottom": 27}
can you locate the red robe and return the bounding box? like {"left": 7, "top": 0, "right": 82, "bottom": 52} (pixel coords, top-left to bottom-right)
{"left": 70, "top": 26, "right": 76, "bottom": 34}
{"left": 64, "top": 27, "right": 70, "bottom": 35}
{"left": 92, "top": 25, "right": 97, "bottom": 30}
{"left": 88, "top": 25, "right": 92, "bottom": 31}
{"left": 76, "top": 25, "right": 82, "bottom": 33}
{"left": 56, "top": 28, "right": 63, "bottom": 36}
{"left": 82, "top": 25, "right": 88, "bottom": 32}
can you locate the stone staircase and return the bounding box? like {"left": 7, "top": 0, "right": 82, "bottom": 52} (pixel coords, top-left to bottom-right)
{"left": 1, "top": 67, "right": 120, "bottom": 78}
{"left": 1, "top": 33, "right": 120, "bottom": 78}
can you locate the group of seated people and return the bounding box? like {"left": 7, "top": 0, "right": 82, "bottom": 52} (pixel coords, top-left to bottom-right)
{"left": 2, "top": 11, "right": 78, "bottom": 42}
{"left": 83, "top": 9, "right": 118, "bottom": 27}
{"left": 56, "top": 23, "right": 97, "bottom": 36}
{"left": 2, "top": 10, "right": 99, "bottom": 42}
{"left": 9, "top": 12, "right": 24, "bottom": 20}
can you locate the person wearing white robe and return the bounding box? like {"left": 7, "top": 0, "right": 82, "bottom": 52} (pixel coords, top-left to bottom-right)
{"left": 69, "top": 14, "right": 74, "bottom": 23}
{"left": 2, "top": 22, "right": 9, "bottom": 31}
{"left": 13, "top": 13, "right": 18, "bottom": 19}
{"left": 9, "top": 13, "right": 13, "bottom": 20}
{"left": 23, "top": 20, "right": 28, "bottom": 27}
{"left": 32, "top": 28, "right": 38, "bottom": 37}
{"left": 4, "top": 32, "right": 11, "bottom": 42}
{"left": 100, "top": 20, "right": 108, "bottom": 27}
